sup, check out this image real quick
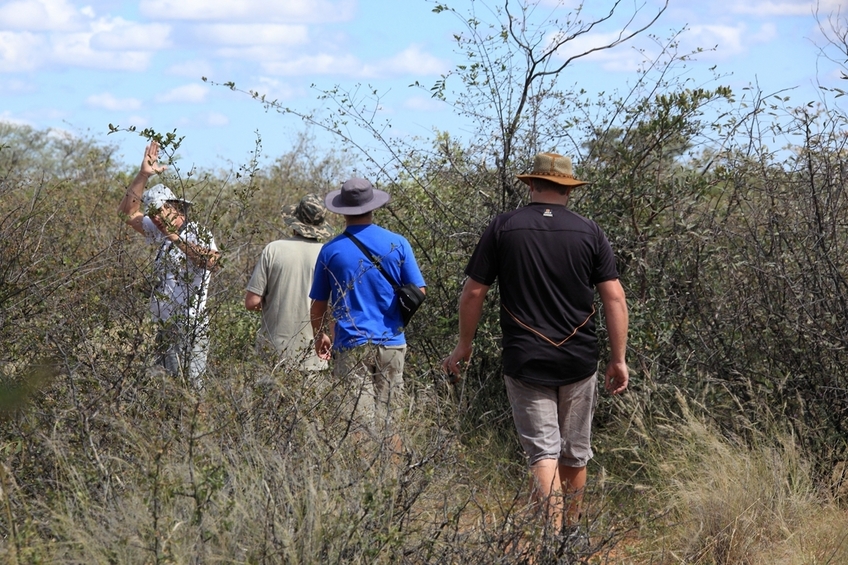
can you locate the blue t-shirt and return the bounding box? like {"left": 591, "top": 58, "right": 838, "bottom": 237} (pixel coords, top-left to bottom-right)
{"left": 310, "top": 223, "right": 426, "bottom": 349}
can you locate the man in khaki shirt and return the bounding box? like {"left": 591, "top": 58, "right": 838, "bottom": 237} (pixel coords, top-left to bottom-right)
{"left": 245, "top": 194, "right": 333, "bottom": 370}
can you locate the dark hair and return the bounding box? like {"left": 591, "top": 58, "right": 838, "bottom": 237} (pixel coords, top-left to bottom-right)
{"left": 530, "top": 178, "right": 571, "bottom": 195}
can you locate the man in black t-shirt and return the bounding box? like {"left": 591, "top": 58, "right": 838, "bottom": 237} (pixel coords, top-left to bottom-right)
{"left": 443, "top": 152, "right": 629, "bottom": 531}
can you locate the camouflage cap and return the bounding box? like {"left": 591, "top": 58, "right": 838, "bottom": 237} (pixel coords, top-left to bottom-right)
{"left": 283, "top": 193, "right": 333, "bottom": 240}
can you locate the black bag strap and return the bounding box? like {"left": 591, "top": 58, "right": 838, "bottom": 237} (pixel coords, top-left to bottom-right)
{"left": 344, "top": 231, "right": 400, "bottom": 291}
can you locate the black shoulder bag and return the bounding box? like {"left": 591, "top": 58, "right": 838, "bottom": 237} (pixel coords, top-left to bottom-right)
{"left": 344, "top": 231, "right": 425, "bottom": 328}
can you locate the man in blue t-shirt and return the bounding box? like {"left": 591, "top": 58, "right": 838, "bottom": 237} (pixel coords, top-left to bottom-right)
{"left": 442, "top": 152, "right": 629, "bottom": 532}
{"left": 310, "top": 177, "right": 426, "bottom": 432}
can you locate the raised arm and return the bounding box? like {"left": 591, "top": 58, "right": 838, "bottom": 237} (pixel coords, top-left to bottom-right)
{"left": 597, "top": 279, "right": 629, "bottom": 395}
{"left": 118, "top": 142, "right": 166, "bottom": 235}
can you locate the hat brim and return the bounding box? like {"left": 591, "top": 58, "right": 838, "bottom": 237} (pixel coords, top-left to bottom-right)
{"left": 324, "top": 189, "right": 391, "bottom": 215}
{"left": 516, "top": 174, "right": 589, "bottom": 187}
{"left": 148, "top": 198, "right": 193, "bottom": 212}
{"left": 284, "top": 216, "right": 332, "bottom": 240}
{"left": 167, "top": 198, "right": 193, "bottom": 207}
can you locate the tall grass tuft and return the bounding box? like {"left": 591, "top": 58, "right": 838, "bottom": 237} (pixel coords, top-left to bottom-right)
{"left": 631, "top": 392, "right": 848, "bottom": 565}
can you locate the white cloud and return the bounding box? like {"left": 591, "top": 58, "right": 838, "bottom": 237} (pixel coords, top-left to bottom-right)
{"left": 46, "top": 127, "right": 74, "bottom": 141}
{"left": 681, "top": 23, "right": 776, "bottom": 60}
{"left": 155, "top": 83, "right": 209, "bottom": 104}
{"left": 592, "top": 48, "right": 647, "bottom": 73}
{"left": 688, "top": 24, "right": 747, "bottom": 55}
{"left": 548, "top": 30, "right": 649, "bottom": 72}
{"left": 126, "top": 115, "right": 150, "bottom": 129}
{"left": 89, "top": 20, "right": 171, "bottom": 51}
{"left": 0, "top": 25, "right": 153, "bottom": 79}
{"left": 750, "top": 22, "right": 778, "bottom": 43}
{"left": 0, "top": 112, "right": 32, "bottom": 127}
{"left": 0, "top": 77, "right": 36, "bottom": 94}
{"left": 0, "top": 31, "right": 45, "bottom": 71}
{"left": 537, "top": 0, "right": 583, "bottom": 7}
{"left": 403, "top": 95, "right": 448, "bottom": 112}
{"left": 262, "top": 53, "right": 361, "bottom": 76}
{"left": 0, "top": 16, "right": 163, "bottom": 72}
{"left": 666, "top": 0, "right": 834, "bottom": 21}
{"left": 165, "top": 58, "right": 215, "bottom": 78}
{"left": 86, "top": 92, "right": 143, "bottom": 111}
{"left": 141, "top": 0, "right": 355, "bottom": 23}
{"left": 165, "top": 111, "right": 227, "bottom": 130}
{"left": 534, "top": 0, "right": 658, "bottom": 21}
{"left": 0, "top": 0, "right": 88, "bottom": 32}
{"left": 260, "top": 46, "right": 450, "bottom": 79}
{"left": 191, "top": 24, "right": 308, "bottom": 46}
{"left": 824, "top": 66, "right": 845, "bottom": 82}
{"left": 730, "top": 0, "right": 841, "bottom": 16}
{"left": 549, "top": 30, "right": 624, "bottom": 61}
{"left": 50, "top": 32, "right": 152, "bottom": 70}
{"left": 362, "top": 45, "right": 450, "bottom": 77}
{"left": 194, "top": 28, "right": 313, "bottom": 64}
{"left": 204, "top": 112, "right": 229, "bottom": 127}
{"left": 249, "top": 77, "right": 305, "bottom": 101}
{"left": 215, "top": 44, "right": 306, "bottom": 62}
{"left": 547, "top": 19, "right": 779, "bottom": 74}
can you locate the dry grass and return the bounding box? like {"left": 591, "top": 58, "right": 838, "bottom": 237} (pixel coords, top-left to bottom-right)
{"left": 1, "top": 356, "right": 631, "bottom": 564}
{"left": 5, "top": 361, "right": 846, "bottom": 564}
{"left": 622, "top": 393, "right": 848, "bottom": 565}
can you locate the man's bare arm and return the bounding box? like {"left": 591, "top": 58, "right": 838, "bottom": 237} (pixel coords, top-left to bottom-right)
{"left": 597, "top": 279, "right": 629, "bottom": 395}
{"left": 245, "top": 291, "right": 262, "bottom": 312}
{"left": 310, "top": 299, "right": 332, "bottom": 360}
{"left": 442, "top": 278, "right": 490, "bottom": 380}
{"left": 166, "top": 234, "right": 221, "bottom": 271}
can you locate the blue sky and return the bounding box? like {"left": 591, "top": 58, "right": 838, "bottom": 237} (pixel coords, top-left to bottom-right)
{"left": 0, "top": 0, "right": 845, "bottom": 171}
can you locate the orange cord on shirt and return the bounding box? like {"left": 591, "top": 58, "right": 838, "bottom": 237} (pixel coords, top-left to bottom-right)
{"left": 503, "top": 304, "right": 595, "bottom": 347}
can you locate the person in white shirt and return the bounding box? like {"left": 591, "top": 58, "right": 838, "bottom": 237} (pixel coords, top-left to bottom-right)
{"left": 117, "top": 142, "right": 220, "bottom": 388}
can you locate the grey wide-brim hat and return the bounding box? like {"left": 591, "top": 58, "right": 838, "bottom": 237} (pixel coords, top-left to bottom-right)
{"left": 325, "top": 177, "right": 390, "bottom": 215}
{"left": 283, "top": 193, "right": 333, "bottom": 240}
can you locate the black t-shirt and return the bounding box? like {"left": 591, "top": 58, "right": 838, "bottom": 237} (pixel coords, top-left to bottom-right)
{"left": 465, "top": 202, "right": 619, "bottom": 386}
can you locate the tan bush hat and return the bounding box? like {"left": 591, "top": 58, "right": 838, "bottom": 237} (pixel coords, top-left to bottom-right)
{"left": 516, "top": 152, "right": 589, "bottom": 187}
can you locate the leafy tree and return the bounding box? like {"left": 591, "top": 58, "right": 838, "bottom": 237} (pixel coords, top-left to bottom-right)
{"left": 426, "top": 0, "right": 669, "bottom": 210}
